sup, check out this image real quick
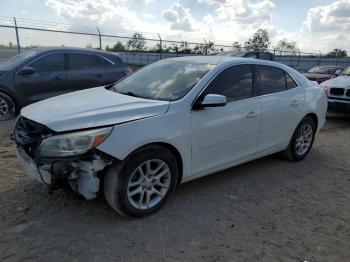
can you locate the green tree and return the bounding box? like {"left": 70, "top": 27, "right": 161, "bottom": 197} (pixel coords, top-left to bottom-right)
{"left": 127, "top": 33, "right": 147, "bottom": 51}
{"left": 274, "top": 39, "right": 299, "bottom": 55}
{"left": 106, "top": 41, "right": 126, "bottom": 52}
{"left": 327, "top": 48, "right": 347, "bottom": 58}
{"left": 244, "top": 29, "right": 270, "bottom": 51}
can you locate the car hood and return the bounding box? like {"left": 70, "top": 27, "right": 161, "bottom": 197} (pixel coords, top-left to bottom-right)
{"left": 21, "top": 86, "right": 170, "bottom": 132}
{"left": 304, "top": 73, "right": 332, "bottom": 79}
{"left": 321, "top": 75, "right": 350, "bottom": 87}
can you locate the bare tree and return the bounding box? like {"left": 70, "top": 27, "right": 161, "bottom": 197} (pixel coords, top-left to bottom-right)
{"left": 127, "top": 33, "right": 147, "bottom": 51}
{"left": 232, "top": 41, "right": 242, "bottom": 51}
{"left": 274, "top": 39, "right": 299, "bottom": 55}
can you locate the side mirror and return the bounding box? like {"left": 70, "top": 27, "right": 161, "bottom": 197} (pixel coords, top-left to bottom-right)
{"left": 334, "top": 69, "right": 342, "bottom": 76}
{"left": 194, "top": 94, "right": 227, "bottom": 109}
{"left": 18, "top": 67, "right": 35, "bottom": 75}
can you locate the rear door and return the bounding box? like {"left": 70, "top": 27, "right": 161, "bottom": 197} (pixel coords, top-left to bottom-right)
{"left": 255, "top": 65, "right": 305, "bottom": 153}
{"left": 66, "top": 52, "right": 109, "bottom": 91}
{"left": 14, "top": 52, "right": 67, "bottom": 103}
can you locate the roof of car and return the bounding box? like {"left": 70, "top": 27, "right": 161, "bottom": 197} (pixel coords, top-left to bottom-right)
{"left": 25, "top": 47, "right": 119, "bottom": 57}
{"left": 162, "top": 55, "right": 278, "bottom": 66}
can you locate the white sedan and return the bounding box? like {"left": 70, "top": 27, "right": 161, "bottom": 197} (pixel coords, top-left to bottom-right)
{"left": 320, "top": 66, "right": 350, "bottom": 110}
{"left": 14, "top": 56, "right": 327, "bottom": 217}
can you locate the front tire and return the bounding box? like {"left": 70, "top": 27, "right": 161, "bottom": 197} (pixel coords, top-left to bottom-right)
{"left": 283, "top": 116, "right": 316, "bottom": 161}
{"left": 0, "top": 92, "right": 16, "bottom": 121}
{"left": 104, "top": 145, "right": 178, "bottom": 217}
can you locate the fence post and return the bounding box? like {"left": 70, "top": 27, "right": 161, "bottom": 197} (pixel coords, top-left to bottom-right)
{"left": 158, "top": 33, "right": 162, "bottom": 60}
{"left": 13, "top": 17, "right": 21, "bottom": 53}
{"left": 97, "top": 27, "right": 102, "bottom": 50}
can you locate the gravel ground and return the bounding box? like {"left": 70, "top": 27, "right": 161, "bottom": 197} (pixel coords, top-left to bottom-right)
{"left": 0, "top": 112, "right": 349, "bottom": 262}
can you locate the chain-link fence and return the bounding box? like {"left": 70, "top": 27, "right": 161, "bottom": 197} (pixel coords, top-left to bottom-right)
{"left": 1, "top": 16, "right": 349, "bottom": 71}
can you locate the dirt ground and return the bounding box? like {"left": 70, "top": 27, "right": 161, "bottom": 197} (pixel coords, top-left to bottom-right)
{"left": 0, "top": 111, "right": 349, "bottom": 262}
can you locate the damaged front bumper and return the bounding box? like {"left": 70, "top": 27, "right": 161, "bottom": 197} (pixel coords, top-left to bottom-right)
{"left": 13, "top": 116, "right": 113, "bottom": 200}
{"left": 16, "top": 146, "right": 112, "bottom": 199}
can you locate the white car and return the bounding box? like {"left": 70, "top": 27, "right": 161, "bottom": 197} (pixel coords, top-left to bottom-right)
{"left": 320, "top": 66, "right": 350, "bottom": 110}
{"left": 14, "top": 56, "right": 327, "bottom": 217}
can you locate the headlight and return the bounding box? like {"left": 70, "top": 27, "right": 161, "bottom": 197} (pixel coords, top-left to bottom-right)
{"left": 37, "top": 127, "right": 113, "bottom": 157}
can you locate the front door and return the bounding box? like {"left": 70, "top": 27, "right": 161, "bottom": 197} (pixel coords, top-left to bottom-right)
{"left": 190, "top": 65, "right": 261, "bottom": 176}
{"left": 14, "top": 52, "right": 67, "bottom": 104}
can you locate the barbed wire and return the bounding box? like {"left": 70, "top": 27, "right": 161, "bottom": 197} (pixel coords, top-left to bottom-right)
{"left": 0, "top": 16, "right": 328, "bottom": 57}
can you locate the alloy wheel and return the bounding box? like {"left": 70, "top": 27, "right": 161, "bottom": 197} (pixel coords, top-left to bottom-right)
{"left": 0, "top": 97, "right": 9, "bottom": 119}
{"left": 127, "top": 159, "right": 171, "bottom": 210}
{"left": 295, "top": 123, "right": 313, "bottom": 156}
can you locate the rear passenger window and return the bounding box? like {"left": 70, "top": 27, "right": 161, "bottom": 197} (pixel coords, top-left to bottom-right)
{"left": 97, "top": 56, "right": 114, "bottom": 67}
{"left": 69, "top": 53, "right": 99, "bottom": 70}
{"left": 285, "top": 73, "right": 298, "bottom": 89}
{"left": 204, "top": 65, "right": 253, "bottom": 102}
{"left": 255, "top": 65, "right": 286, "bottom": 95}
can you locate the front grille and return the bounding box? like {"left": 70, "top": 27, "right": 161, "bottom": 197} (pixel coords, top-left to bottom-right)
{"left": 14, "top": 116, "right": 53, "bottom": 156}
{"left": 346, "top": 89, "right": 350, "bottom": 97}
{"left": 330, "top": 88, "right": 345, "bottom": 96}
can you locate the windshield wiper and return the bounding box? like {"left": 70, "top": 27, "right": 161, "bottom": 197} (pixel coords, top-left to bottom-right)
{"left": 118, "top": 91, "right": 143, "bottom": 98}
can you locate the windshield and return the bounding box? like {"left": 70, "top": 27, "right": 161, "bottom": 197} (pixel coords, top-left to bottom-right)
{"left": 113, "top": 61, "right": 215, "bottom": 101}
{"left": 0, "top": 50, "right": 37, "bottom": 70}
{"left": 307, "top": 66, "right": 337, "bottom": 75}
{"left": 341, "top": 67, "right": 350, "bottom": 76}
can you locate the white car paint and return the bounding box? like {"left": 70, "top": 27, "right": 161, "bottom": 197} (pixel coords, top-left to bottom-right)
{"left": 320, "top": 75, "right": 350, "bottom": 105}
{"left": 19, "top": 56, "right": 327, "bottom": 184}
{"left": 21, "top": 86, "right": 170, "bottom": 132}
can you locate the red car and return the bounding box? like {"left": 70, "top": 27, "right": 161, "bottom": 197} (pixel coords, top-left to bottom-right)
{"left": 304, "top": 65, "right": 344, "bottom": 84}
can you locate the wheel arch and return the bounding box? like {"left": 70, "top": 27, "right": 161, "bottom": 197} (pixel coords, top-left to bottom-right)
{"left": 125, "top": 142, "right": 184, "bottom": 185}
{"left": 304, "top": 112, "right": 318, "bottom": 130}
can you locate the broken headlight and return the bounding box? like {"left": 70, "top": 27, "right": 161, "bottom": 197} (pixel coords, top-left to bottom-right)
{"left": 37, "top": 127, "right": 113, "bottom": 157}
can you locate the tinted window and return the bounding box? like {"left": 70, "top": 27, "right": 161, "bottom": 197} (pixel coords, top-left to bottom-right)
{"left": 256, "top": 65, "right": 286, "bottom": 95}
{"left": 204, "top": 65, "right": 253, "bottom": 102}
{"left": 97, "top": 56, "right": 114, "bottom": 67}
{"left": 244, "top": 52, "right": 258, "bottom": 59}
{"left": 69, "top": 53, "right": 99, "bottom": 70}
{"left": 285, "top": 73, "right": 297, "bottom": 89}
{"left": 28, "top": 53, "right": 64, "bottom": 73}
{"left": 113, "top": 61, "right": 214, "bottom": 101}
{"left": 259, "top": 52, "right": 272, "bottom": 61}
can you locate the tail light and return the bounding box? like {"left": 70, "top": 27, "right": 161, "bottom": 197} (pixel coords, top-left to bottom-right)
{"left": 123, "top": 67, "right": 133, "bottom": 77}
{"left": 321, "top": 86, "right": 329, "bottom": 96}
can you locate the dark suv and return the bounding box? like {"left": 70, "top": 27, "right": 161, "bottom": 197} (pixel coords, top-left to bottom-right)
{"left": 216, "top": 51, "right": 275, "bottom": 61}
{"left": 0, "top": 47, "right": 132, "bottom": 120}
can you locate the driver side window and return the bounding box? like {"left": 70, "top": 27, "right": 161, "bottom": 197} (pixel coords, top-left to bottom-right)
{"left": 28, "top": 53, "right": 64, "bottom": 73}
{"left": 204, "top": 65, "right": 253, "bottom": 102}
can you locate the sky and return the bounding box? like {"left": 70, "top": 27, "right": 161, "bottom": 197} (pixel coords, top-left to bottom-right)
{"left": 1, "top": 0, "right": 350, "bottom": 53}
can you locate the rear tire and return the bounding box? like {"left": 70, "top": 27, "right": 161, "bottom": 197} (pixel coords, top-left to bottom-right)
{"left": 283, "top": 116, "right": 316, "bottom": 161}
{"left": 0, "top": 92, "right": 16, "bottom": 121}
{"left": 104, "top": 145, "right": 178, "bottom": 217}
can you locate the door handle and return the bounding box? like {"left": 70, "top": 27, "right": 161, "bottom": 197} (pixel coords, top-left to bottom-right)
{"left": 246, "top": 111, "right": 258, "bottom": 118}
{"left": 95, "top": 73, "right": 104, "bottom": 78}
{"left": 291, "top": 100, "right": 302, "bottom": 106}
